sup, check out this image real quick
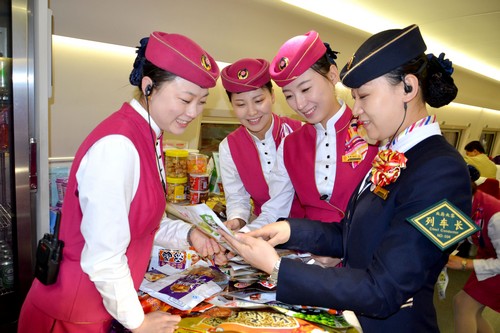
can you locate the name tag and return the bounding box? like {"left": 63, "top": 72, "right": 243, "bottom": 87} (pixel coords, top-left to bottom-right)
{"left": 372, "top": 185, "right": 389, "bottom": 200}
{"left": 406, "top": 199, "right": 479, "bottom": 251}
{"left": 342, "top": 153, "right": 362, "bottom": 163}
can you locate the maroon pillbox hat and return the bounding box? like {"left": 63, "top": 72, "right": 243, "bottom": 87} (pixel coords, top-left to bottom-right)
{"left": 221, "top": 58, "right": 271, "bottom": 93}
{"left": 270, "top": 31, "right": 326, "bottom": 87}
{"left": 145, "top": 31, "right": 220, "bottom": 88}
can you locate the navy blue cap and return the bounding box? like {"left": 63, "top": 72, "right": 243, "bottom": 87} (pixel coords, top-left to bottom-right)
{"left": 340, "top": 24, "right": 427, "bottom": 88}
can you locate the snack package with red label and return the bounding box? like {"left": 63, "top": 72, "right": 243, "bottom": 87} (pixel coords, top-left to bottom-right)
{"left": 139, "top": 292, "right": 172, "bottom": 313}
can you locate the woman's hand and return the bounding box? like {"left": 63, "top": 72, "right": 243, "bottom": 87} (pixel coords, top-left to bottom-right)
{"left": 219, "top": 229, "right": 280, "bottom": 274}
{"left": 132, "top": 311, "right": 181, "bottom": 333}
{"left": 224, "top": 218, "right": 246, "bottom": 231}
{"left": 188, "top": 228, "right": 228, "bottom": 265}
{"left": 309, "top": 255, "right": 342, "bottom": 267}
{"left": 446, "top": 254, "right": 472, "bottom": 271}
{"left": 246, "top": 221, "right": 291, "bottom": 247}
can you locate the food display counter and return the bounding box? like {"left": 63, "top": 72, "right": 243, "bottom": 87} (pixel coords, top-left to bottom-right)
{"left": 111, "top": 200, "right": 363, "bottom": 333}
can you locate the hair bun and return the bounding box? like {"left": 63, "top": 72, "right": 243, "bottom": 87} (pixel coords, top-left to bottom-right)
{"left": 129, "top": 37, "right": 149, "bottom": 86}
{"left": 425, "top": 53, "right": 458, "bottom": 107}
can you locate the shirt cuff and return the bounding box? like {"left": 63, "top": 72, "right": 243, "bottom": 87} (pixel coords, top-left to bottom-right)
{"left": 154, "top": 217, "right": 192, "bottom": 249}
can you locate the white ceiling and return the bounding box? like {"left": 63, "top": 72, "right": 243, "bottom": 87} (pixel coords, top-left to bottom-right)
{"left": 281, "top": 0, "right": 500, "bottom": 82}
{"left": 48, "top": 0, "right": 500, "bottom": 110}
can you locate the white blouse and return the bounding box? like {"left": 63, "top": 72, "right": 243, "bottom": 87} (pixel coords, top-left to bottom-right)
{"left": 250, "top": 102, "right": 346, "bottom": 229}
{"left": 474, "top": 212, "right": 500, "bottom": 281}
{"left": 79, "top": 99, "right": 192, "bottom": 330}
{"left": 219, "top": 117, "right": 278, "bottom": 223}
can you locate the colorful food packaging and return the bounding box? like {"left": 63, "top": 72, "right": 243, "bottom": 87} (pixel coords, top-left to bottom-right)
{"left": 165, "top": 149, "right": 188, "bottom": 178}
{"left": 187, "top": 153, "right": 208, "bottom": 174}
{"left": 189, "top": 173, "right": 209, "bottom": 191}
{"left": 189, "top": 190, "right": 209, "bottom": 204}
{"left": 140, "top": 265, "right": 225, "bottom": 311}
{"left": 166, "top": 177, "right": 188, "bottom": 203}
{"left": 157, "top": 249, "right": 201, "bottom": 270}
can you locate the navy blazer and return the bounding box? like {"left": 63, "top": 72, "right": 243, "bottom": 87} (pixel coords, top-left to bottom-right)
{"left": 276, "top": 135, "right": 471, "bottom": 333}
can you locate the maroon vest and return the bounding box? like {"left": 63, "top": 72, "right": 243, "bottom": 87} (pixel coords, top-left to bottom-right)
{"left": 28, "top": 103, "right": 166, "bottom": 322}
{"left": 227, "top": 114, "right": 302, "bottom": 216}
{"left": 283, "top": 106, "right": 378, "bottom": 222}
{"left": 471, "top": 190, "right": 500, "bottom": 259}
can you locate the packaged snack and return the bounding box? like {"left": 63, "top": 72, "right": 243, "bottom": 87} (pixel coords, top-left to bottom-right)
{"left": 158, "top": 249, "right": 201, "bottom": 270}
{"left": 139, "top": 293, "right": 172, "bottom": 313}
{"left": 140, "top": 264, "right": 224, "bottom": 310}
{"left": 208, "top": 153, "right": 223, "bottom": 195}
{"left": 165, "top": 149, "right": 188, "bottom": 178}
{"left": 187, "top": 153, "right": 208, "bottom": 174}
{"left": 189, "top": 190, "right": 209, "bottom": 204}
{"left": 189, "top": 173, "right": 209, "bottom": 191}
{"left": 167, "top": 177, "right": 188, "bottom": 203}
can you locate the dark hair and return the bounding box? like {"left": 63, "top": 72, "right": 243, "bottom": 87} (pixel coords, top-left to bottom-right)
{"left": 385, "top": 53, "right": 458, "bottom": 108}
{"left": 225, "top": 81, "right": 273, "bottom": 101}
{"left": 468, "top": 164, "right": 481, "bottom": 181}
{"left": 465, "top": 140, "right": 486, "bottom": 153}
{"left": 129, "top": 37, "right": 177, "bottom": 95}
{"left": 467, "top": 164, "right": 480, "bottom": 195}
{"left": 310, "top": 42, "right": 339, "bottom": 79}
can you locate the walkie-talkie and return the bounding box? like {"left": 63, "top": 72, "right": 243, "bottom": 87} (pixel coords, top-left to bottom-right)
{"left": 35, "top": 211, "right": 64, "bottom": 285}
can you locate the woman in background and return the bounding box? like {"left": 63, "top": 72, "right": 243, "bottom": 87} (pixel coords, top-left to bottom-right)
{"left": 222, "top": 24, "right": 471, "bottom": 332}
{"left": 249, "top": 30, "right": 378, "bottom": 230}
{"left": 19, "top": 31, "right": 224, "bottom": 333}
{"left": 218, "top": 58, "right": 302, "bottom": 231}
{"left": 447, "top": 165, "right": 499, "bottom": 333}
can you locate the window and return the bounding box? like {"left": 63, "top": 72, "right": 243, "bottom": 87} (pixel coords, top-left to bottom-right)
{"left": 479, "top": 131, "right": 497, "bottom": 156}
{"left": 199, "top": 122, "right": 240, "bottom": 156}
{"left": 441, "top": 128, "right": 462, "bottom": 149}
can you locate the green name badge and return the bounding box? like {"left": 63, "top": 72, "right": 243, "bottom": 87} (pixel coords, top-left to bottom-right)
{"left": 406, "top": 199, "right": 479, "bottom": 251}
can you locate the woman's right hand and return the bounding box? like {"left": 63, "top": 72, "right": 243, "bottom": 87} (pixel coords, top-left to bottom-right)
{"left": 188, "top": 228, "right": 228, "bottom": 265}
{"left": 132, "top": 311, "right": 181, "bottom": 333}
{"left": 246, "top": 221, "right": 291, "bottom": 247}
{"left": 224, "top": 218, "right": 246, "bottom": 231}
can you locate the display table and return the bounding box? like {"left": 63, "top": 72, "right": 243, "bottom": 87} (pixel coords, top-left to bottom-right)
{"left": 175, "top": 308, "right": 361, "bottom": 333}
{"left": 155, "top": 202, "right": 363, "bottom": 333}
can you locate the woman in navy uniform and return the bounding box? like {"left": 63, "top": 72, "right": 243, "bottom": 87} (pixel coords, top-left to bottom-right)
{"left": 221, "top": 24, "right": 471, "bottom": 332}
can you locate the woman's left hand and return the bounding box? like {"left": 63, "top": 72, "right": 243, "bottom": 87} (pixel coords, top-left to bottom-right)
{"left": 219, "top": 229, "right": 279, "bottom": 274}
{"left": 446, "top": 255, "right": 464, "bottom": 270}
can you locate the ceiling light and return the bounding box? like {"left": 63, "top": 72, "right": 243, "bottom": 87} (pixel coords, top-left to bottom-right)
{"left": 281, "top": 0, "right": 500, "bottom": 81}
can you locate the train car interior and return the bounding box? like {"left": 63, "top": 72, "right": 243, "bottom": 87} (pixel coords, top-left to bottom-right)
{"left": 46, "top": 1, "right": 500, "bottom": 331}
{"left": 1, "top": 1, "right": 498, "bottom": 332}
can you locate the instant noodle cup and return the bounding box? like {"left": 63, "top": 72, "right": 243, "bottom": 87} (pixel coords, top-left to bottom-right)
{"left": 187, "top": 153, "right": 208, "bottom": 174}
{"left": 189, "top": 190, "right": 209, "bottom": 204}
{"left": 188, "top": 173, "right": 209, "bottom": 191}
{"left": 165, "top": 149, "right": 188, "bottom": 178}
{"left": 167, "top": 177, "right": 188, "bottom": 203}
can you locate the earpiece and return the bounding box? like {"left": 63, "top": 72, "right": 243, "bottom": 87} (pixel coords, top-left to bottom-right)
{"left": 401, "top": 75, "right": 413, "bottom": 93}
{"left": 403, "top": 79, "right": 412, "bottom": 93}
{"left": 145, "top": 84, "right": 152, "bottom": 97}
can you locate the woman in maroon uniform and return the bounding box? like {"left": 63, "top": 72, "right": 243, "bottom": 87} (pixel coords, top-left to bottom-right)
{"left": 19, "top": 32, "right": 222, "bottom": 333}
{"left": 249, "top": 31, "right": 378, "bottom": 230}
{"left": 447, "top": 165, "right": 500, "bottom": 333}
{"left": 218, "top": 58, "right": 302, "bottom": 231}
